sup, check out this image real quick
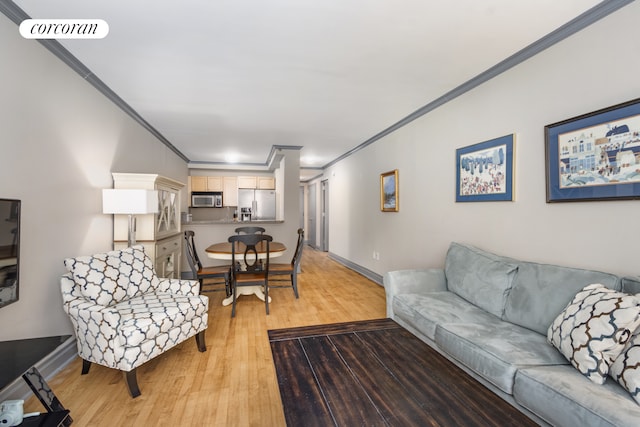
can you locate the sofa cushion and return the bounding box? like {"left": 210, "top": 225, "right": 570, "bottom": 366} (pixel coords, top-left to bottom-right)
{"left": 435, "top": 321, "right": 568, "bottom": 394}
{"left": 64, "top": 245, "right": 159, "bottom": 306}
{"left": 514, "top": 365, "right": 640, "bottom": 427}
{"left": 547, "top": 284, "right": 640, "bottom": 384}
{"left": 444, "top": 242, "right": 518, "bottom": 318}
{"left": 392, "top": 291, "right": 499, "bottom": 340}
{"left": 503, "top": 261, "right": 621, "bottom": 335}
{"left": 622, "top": 276, "right": 640, "bottom": 295}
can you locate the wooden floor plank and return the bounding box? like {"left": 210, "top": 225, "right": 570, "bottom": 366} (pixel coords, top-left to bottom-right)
{"left": 301, "top": 336, "right": 386, "bottom": 426}
{"left": 269, "top": 339, "right": 335, "bottom": 427}
{"left": 329, "top": 333, "right": 440, "bottom": 426}
{"left": 268, "top": 318, "right": 396, "bottom": 341}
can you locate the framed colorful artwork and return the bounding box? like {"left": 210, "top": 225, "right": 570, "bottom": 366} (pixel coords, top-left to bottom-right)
{"left": 545, "top": 97, "right": 640, "bottom": 202}
{"left": 456, "top": 134, "right": 514, "bottom": 202}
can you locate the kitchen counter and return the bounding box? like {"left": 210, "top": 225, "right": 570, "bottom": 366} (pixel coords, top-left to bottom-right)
{"left": 184, "top": 220, "right": 284, "bottom": 225}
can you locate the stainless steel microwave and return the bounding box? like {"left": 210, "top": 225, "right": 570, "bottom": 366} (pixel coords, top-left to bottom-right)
{"left": 191, "top": 192, "right": 223, "bottom": 208}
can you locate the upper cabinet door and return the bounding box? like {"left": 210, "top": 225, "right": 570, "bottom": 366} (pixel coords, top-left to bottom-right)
{"left": 190, "top": 176, "right": 207, "bottom": 192}
{"left": 257, "top": 177, "right": 275, "bottom": 189}
{"left": 237, "top": 176, "right": 257, "bottom": 189}
{"left": 223, "top": 176, "right": 238, "bottom": 206}
{"left": 207, "top": 176, "right": 223, "bottom": 191}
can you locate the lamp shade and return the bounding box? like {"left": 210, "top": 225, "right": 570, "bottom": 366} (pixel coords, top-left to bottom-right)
{"left": 102, "top": 189, "right": 158, "bottom": 214}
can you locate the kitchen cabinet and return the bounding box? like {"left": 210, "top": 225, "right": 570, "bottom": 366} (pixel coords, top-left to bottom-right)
{"left": 237, "top": 176, "right": 257, "bottom": 189}
{"left": 190, "top": 176, "right": 206, "bottom": 192}
{"left": 258, "top": 176, "right": 275, "bottom": 189}
{"left": 238, "top": 176, "right": 275, "bottom": 190}
{"left": 111, "top": 173, "right": 184, "bottom": 278}
{"left": 190, "top": 176, "right": 222, "bottom": 192}
{"left": 223, "top": 176, "right": 238, "bottom": 206}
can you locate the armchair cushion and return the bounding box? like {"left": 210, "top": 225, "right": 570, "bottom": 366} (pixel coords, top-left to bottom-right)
{"left": 63, "top": 245, "right": 159, "bottom": 306}
{"left": 114, "top": 293, "right": 208, "bottom": 347}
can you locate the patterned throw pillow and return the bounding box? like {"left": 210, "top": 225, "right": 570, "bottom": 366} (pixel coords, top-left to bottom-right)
{"left": 610, "top": 330, "right": 640, "bottom": 404}
{"left": 547, "top": 283, "right": 640, "bottom": 384}
{"left": 64, "top": 245, "right": 159, "bottom": 306}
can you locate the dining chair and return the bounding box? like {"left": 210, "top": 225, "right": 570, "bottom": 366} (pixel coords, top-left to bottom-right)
{"left": 234, "top": 226, "right": 265, "bottom": 235}
{"left": 184, "top": 230, "right": 231, "bottom": 297}
{"left": 228, "top": 233, "right": 272, "bottom": 317}
{"left": 268, "top": 228, "right": 304, "bottom": 298}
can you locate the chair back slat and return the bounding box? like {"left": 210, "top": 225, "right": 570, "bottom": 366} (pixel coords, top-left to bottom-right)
{"left": 184, "top": 230, "right": 203, "bottom": 277}
{"left": 234, "top": 226, "right": 266, "bottom": 235}
{"left": 228, "top": 233, "right": 273, "bottom": 274}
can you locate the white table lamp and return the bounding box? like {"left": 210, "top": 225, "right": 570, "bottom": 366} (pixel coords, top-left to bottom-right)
{"left": 102, "top": 189, "right": 158, "bottom": 247}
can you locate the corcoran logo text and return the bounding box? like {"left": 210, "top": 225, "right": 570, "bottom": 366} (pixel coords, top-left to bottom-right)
{"left": 19, "top": 19, "right": 109, "bottom": 39}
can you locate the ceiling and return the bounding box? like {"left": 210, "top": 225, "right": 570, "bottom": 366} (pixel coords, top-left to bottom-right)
{"left": 11, "top": 0, "right": 608, "bottom": 179}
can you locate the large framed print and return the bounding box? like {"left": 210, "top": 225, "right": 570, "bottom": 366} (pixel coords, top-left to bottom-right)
{"left": 545, "top": 98, "right": 640, "bottom": 202}
{"left": 456, "top": 134, "right": 514, "bottom": 202}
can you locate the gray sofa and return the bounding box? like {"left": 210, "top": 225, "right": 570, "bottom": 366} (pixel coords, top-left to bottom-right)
{"left": 384, "top": 242, "right": 640, "bottom": 427}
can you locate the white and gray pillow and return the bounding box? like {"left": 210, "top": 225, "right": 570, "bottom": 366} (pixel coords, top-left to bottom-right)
{"left": 547, "top": 283, "right": 640, "bottom": 384}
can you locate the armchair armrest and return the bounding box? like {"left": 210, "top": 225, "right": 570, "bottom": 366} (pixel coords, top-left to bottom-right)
{"left": 156, "top": 278, "right": 200, "bottom": 296}
{"left": 383, "top": 269, "right": 447, "bottom": 318}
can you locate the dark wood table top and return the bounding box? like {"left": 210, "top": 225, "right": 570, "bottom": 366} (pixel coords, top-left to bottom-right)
{"left": 205, "top": 241, "right": 286, "bottom": 257}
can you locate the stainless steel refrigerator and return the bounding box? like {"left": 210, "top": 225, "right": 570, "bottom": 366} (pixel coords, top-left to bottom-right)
{"left": 238, "top": 189, "right": 276, "bottom": 220}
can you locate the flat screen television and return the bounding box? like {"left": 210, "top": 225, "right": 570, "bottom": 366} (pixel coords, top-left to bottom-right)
{"left": 0, "top": 199, "right": 20, "bottom": 308}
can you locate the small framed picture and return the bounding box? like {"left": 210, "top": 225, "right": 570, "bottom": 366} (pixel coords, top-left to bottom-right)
{"left": 545, "top": 97, "right": 640, "bottom": 202}
{"left": 380, "top": 170, "right": 399, "bottom": 212}
{"left": 456, "top": 134, "right": 515, "bottom": 202}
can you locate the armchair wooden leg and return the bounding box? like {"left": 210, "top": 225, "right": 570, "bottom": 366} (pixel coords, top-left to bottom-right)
{"left": 81, "top": 359, "right": 92, "bottom": 375}
{"left": 196, "top": 330, "right": 207, "bottom": 352}
{"left": 124, "top": 369, "right": 141, "bottom": 398}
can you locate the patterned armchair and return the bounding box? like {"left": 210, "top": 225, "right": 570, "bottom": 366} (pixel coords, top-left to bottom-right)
{"left": 60, "top": 245, "right": 208, "bottom": 397}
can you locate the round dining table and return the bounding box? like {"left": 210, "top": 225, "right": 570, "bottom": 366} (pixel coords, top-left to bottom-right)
{"left": 205, "top": 241, "right": 286, "bottom": 306}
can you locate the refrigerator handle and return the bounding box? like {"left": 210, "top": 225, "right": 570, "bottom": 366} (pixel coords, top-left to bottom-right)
{"left": 252, "top": 200, "right": 257, "bottom": 218}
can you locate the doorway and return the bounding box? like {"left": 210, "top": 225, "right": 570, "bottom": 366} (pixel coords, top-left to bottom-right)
{"left": 308, "top": 183, "right": 317, "bottom": 248}
{"left": 320, "top": 179, "right": 329, "bottom": 252}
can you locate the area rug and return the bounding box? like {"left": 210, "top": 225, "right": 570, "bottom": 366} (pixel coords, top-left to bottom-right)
{"left": 268, "top": 318, "right": 536, "bottom": 427}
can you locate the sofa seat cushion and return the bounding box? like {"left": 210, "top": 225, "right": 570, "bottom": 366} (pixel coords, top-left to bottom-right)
{"left": 113, "top": 293, "right": 209, "bottom": 347}
{"left": 444, "top": 242, "right": 518, "bottom": 318}
{"left": 392, "top": 291, "right": 499, "bottom": 340}
{"left": 435, "top": 321, "right": 568, "bottom": 394}
{"left": 514, "top": 365, "right": 640, "bottom": 427}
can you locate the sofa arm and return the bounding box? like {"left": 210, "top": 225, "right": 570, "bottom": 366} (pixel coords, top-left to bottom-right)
{"left": 156, "top": 278, "right": 200, "bottom": 296}
{"left": 383, "top": 269, "right": 447, "bottom": 318}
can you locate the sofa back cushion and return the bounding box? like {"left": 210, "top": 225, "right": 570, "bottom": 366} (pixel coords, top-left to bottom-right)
{"left": 622, "top": 276, "right": 640, "bottom": 295}
{"left": 64, "top": 245, "right": 159, "bottom": 306}
{"left": 444, "top": 242, "right": 518, "bottom": 318}
{"left": 503, "top": 262, "right": 620, "bottom": 335}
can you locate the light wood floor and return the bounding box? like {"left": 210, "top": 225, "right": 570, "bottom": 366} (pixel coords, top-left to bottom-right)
{"left": 27, "top": 247, "right": 386, "bottom": 426}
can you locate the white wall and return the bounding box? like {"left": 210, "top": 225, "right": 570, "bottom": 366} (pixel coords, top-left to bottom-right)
{"left": 0, "top": 15, "right": 188, "bottom": 340}
{"left": 322, "top": 2, "right": 640, "bottom": 278}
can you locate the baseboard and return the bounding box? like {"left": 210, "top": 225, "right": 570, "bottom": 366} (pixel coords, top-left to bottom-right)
{"left": 327, "top": 252, "right": 383, "bottom": 286}
{"left": 0, "top": 337, "right": 78, "bottom": 402}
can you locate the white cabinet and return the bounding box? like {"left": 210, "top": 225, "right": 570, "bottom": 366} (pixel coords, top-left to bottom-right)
{"left": 111, "top": 173, "right": 184, "bottom": 278}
